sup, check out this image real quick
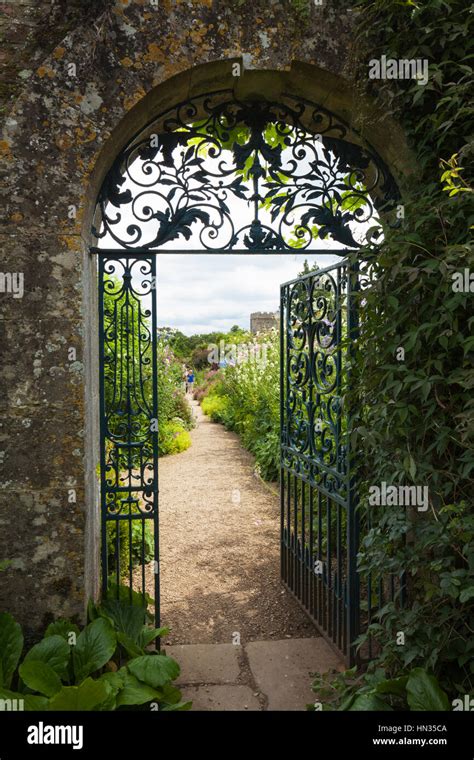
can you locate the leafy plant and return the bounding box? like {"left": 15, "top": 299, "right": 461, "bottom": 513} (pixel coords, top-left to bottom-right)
{"left": 0, "top": 590, "right": 191, "bottom": 711}
{"left": 309, "top": 666, "right": 451, "bottom": 711}
{"left": 198, "top": 330, "right": 281, "bottom": 481}
{"left": 322, "top": 0, "right": 474, "bottom": 706}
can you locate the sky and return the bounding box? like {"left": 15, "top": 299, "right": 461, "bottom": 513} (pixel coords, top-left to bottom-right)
{"left": 153, "top": 252, "right": 341, "bottom": 335}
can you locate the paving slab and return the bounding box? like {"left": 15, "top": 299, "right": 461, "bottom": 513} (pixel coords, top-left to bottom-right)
{"left": 180, "top": 685, "right": 262, "bottom": 711}
{"left": 166, "top": 643, "right": 242, "bottom": 685}
{"left": 246, "top": 638, "right": 343, "bottom": 711}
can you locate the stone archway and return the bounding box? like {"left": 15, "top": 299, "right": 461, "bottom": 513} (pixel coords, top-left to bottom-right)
{"left": 0, "top": 1, "right": 414, "bottom": 639}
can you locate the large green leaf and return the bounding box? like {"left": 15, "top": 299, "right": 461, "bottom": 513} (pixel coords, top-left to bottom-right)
{"left": 138, "top": 627, "right": 169, "bottom": 650}
{"left": 375, "top": 676, "right": 409, "bottom": 697}
{"left": 116, "top": 632, "right": 144, "bottom": 659}
{"left": 98, "top": 599, "right": 145, "bottom": 643}
{"left": 45, "top": 620, "right": 80, "bottom": 642}
{"left": 347, "top": 692, "right": 393, "bottom": 711}
{"left": 0, "top": 687, "right": 48, "bottom": 711}
{"left": 161, "top": 682, "right": 182, "bottom": 705}
{"left": 0, "top": 613, "right": 23, "bottom": 689}
{"left": 128, "top": 654, "right": 180, "bottom": 688}
{"left": 48, "top": 678, "right": 111, "bottom": 711}
{"left": 19, "top": 661, "right": 62, "bottom": 697}
{"left": 98, "top": 669, "right": 126, "bottom": 696}
{"left": 406, "top": 669, "right": 450, "bottom": 711}
{"left": 24, "top": 635, "right": 70, "bottom": 681}
{"left": 72, "top": 619, "right": 116, "bottom": 684}
{"left": 115, "top": 673, "right": 164, "bottom": 707}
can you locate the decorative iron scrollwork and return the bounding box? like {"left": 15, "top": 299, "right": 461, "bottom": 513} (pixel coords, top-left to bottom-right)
{"left": 282, "top": 262, "right": 348, "bottom": 501}
{"left": 100, "top": 256, "right": 157, "bottom": 517}
{"left": 94, "top": 93, "right": 398, "bottom": 252}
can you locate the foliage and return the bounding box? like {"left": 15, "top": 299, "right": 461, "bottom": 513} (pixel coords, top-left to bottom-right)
{"left": 106, "top": 509, "right": 155, "bottom": 579}
{"left": 193, "top": 368, "right": 220, "bottom": 401}
{"left": 201, "top": 393, "right": 229, "bottom": 422}
{"left": 199, "top": 331, "right": 280, "bottom": 481}
{"left": 0, "top": 591, "right": 191, "bottom": 711}
{"left": 159, "top": 420, "right": 192, "bottom": 455}
{"left": 103, "top": 287, "right": 193, "bottom": 575}
{"left": 309, "top": 666, "right": 451, "bottom": 711}
{"left": 338, "top": 0, "right": 474, "bottom": 705}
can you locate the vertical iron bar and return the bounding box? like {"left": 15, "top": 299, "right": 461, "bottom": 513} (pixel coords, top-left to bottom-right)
{"left": 347, "top": 258, "right": 360, "bottom": 665}
{"left": 98, "top": 255, "right": 109, "bottom": 597}
{"left": 151, "top": 256, "right": 160, "bottom": 637}
{"left": 280, "top": 285, "right": 285, "bottom": 583}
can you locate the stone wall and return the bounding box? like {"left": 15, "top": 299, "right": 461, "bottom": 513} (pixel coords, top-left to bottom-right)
{"left": 0, "top": 0, "right": 414, "bottom": 638}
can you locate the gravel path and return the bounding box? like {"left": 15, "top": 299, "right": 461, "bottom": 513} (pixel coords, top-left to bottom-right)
{"left": 150, "top": 399, "right": 316, "bottom": 646}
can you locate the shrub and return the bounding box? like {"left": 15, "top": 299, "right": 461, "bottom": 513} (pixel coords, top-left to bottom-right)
{"left": 159, "top": 420, "right": 192, "bottom": 456}
{"left": 198, "top": 332, "right": 280, "bottom": 481}
{"left": 201, "top": 393, "right": 230, "bottom": 423}
{"left": 309, "top": 666, "right": 451, "bottom": 712}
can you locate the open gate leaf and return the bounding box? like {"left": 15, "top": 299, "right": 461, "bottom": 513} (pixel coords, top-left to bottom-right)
{"left": 72, "top": 618, "right": 116, "bottom": 684}
{"left": 19, "top": 660, "right": 62, "bottom": 697}
{"left": 0, "top": 613, "right": 23, "bottom": 689}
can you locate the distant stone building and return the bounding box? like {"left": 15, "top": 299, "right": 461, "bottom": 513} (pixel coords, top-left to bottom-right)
{"left": 250, "top": 311, "right": 280, "bottom": 334}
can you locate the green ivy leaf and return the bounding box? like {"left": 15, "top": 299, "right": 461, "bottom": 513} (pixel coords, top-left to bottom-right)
{"left": 459, "top": 586, "right": 474, "bottom": 603}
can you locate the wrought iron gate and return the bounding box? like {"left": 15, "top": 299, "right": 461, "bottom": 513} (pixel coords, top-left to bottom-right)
{"left": 98, "top": 253, "right": 160, "bottom": 626}
{"left": 92, "top": 89, "right": 399, "bottom": 654}
{"left": 280, "top": 258, "right": 359, "bottom": 664}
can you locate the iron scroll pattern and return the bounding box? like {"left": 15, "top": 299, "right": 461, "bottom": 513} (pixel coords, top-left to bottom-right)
{"left": 94, "top": 93, "right": 399, "bottom": 252}
{"left": 98, "top": 254, "right": 159, "bottom": 608}
{"left": 281, "top": 262, "right": 348, "bottom": 503}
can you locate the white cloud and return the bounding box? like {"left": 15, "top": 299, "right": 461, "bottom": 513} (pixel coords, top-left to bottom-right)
{"left": 154, "top": 253, "right": 340, "bottom": 335}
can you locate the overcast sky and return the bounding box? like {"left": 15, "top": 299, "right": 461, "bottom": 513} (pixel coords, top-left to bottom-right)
{"left": 153, "top": 252, "right": 340, "bottom": 335}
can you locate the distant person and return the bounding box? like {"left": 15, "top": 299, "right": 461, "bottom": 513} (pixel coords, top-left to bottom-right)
{"left": 186, "top": 369, "right": 195, "bottom": 394}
